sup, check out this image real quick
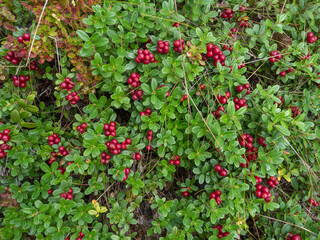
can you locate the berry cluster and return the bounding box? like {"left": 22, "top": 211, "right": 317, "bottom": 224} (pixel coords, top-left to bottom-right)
{"left": 77, "top": 231, "right": 85, "bottom": 240}
{"left": 221, "top": 8, "right": 234, "bottom": 19}
{"left": 104, "top": 121, "right": 117, "bottom": 137}
{"left": 60, "top": 77, "right": 75, "bottom": 90}
{"left": 49, "top": 152, "right": 57, "bottom": 165}
{"left": 307, "top": 32, "right": 317, "bottom": 44}
{"left": 269, "top": 50, "right": 282, "bottom": 63}
{"left": 234, "top": 97, "right": 248, "bottom": 110}
{"left": 238, "top": 16, "right": 249, "bottom": 28}
{"left": 140, "top": 108, "right": 152, "bottom": 117}
{"left": 308, "top": 198, "right": 319, "bottom": 207}
{"left": 257, "top": 136, "right": 267, "bottom": 147}
{"left": 146, "top": 130, "right": 153, "bottom": 141}
{"left": 180, "top": 94, "right": 188, "bottom": 102}
{"left": 48, "top": 133, "right": 61, "bottom": 146}
{"left": 236, "top": 83, "right": 250, "bottom": 95}
{"left": 209, "top": 190, "right": 222, "bottom": 205}
{"left": 135, "top": 49, "right": 156, "bottom": 64}
{"left": 173, "top": 39, "right": 186, "bottom": 53}
{"left": 28, "top": 60, "right": 39, "bottom": 71}
{"left": 223, "top": 44, "right": 233, "bottom": 52}
{"left": 254, "top": 175, "right": 263, "bottom": 183}
{"left": 12, "top": 75, "right": 30, "bottom": 88}
{"left": 4, "top": 51, "right": 22, "bottom": 65}
{"left": 217, "top": 92, "right": 230, "bottom": 104}
{"left": 212, "top": 224, "right": 230, "bottom": 238}
{"left": 255, "top": 184, "right": 272, "bottom": 202}
{"left": 105, "top": 138, "right": 131, "bottom": 156}
{"left": 0, "top": 129, "right": 12, "bottom": 159}
{"left": 301, "top": 54, "right": 311, "bottom": 60}
{"left": 214, "top": 164, "right": 228, "bottom": 177}
{"left": 58, "top": 166, "right": 66, "bottom": 174}
{"left": 65, "top": 92, "right": 80, "bottom": 105}
{"left": 172, "top": 22, "right": 181, "bottom": 27}
{"left": 267, "top": 176, "right": 279, "bottom": 188}
{"left": 60, "top": 188, "right": 74, "bottom": 200}
{"left": 127, "top": 73, "right": 141, "bottom": 88}
{"left": 157, "top": 40, "right": 169, "bottom": 54}
{"left": 132, "top": 151, "right": 142, "bottom": 160}
{"left": 57, "top": 146, "right": 68, "bottom": 157}
{"left": 212, "top": 106, "right": 225, "bottom": 119}
{"left": 238, "top": 133, "right": 254, "bottom": 149}
{"left": 290, "top": 106, "right": 301, "bottom": 118}
{"left": 130, "top": 89, "right": 143, "bottom": 101}
{"left": 279, "top": 67, "right": 294, "bottom": 77}
{"left": 123, "top": 167, "right": 131, "bottom": 181}
{"left": 76, "top": 123, "right": 87, "bottom": 134}
{"left": 169, "top": 155, "right": 180, "bottom": 165}
{"left": 17, "top": 33, "right": 30, "bottom": 43}
{"left": 240, "top": 146, "right": 258, "bottom": 168}
{"left": 206, "top": 43, "right": 226, "bottom": 66}
{"left": 286, "top": 233, "right": 302, "bottom": 240}
{"left": 100, "top": 152, "right": 111, "bottom": 164}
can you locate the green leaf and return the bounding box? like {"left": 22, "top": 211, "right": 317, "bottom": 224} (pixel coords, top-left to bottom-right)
{"left": 10, "top": 110, "right": 20, "bottom": 122}
{"left": 275, "top": 125, "right": 290, "bottom": 136}
{"left": 77, "top": 30, "right": 90, "bottom": 42}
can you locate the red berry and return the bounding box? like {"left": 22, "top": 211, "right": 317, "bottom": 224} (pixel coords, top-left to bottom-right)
{"left": 135, "top": 153, "right": 141, "bottom": 160}
{"left": 219, "top": 169, "right": 227, "bottom": 177}
{"left": 17, "top": 36, "right": 24, "bottom": 43}
{"left": 183, "top": 191, "right": 189, "bottom": 197}
{"left": 209, "top": 192, "right": 216, "bottom": 200}
{"left": 214, "top": 164, "right": 222, "bottom": 172}
{"left": 23, "top": 33, "right": 31, "bottom": 41}
{"left": 279, "top": 71, "right": 286, "bottom": 77}
{"left": 236, "top": 85, "right": 244, "bottom": 92}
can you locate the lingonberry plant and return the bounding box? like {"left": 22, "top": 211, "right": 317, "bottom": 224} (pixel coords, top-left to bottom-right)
{"left": 0, "top": 0, "right": 320, "bottom": 239}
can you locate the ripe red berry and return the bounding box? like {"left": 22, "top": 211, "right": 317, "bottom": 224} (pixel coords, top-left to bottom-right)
{"left": 279, "top": 71, "right": 286, "bottom": 77}
{"left": 214, "top": 164, "right": 222, "bottom": 172}
{"left": 209, "top": 192, "right": 216, "bottom": 200}
{"left": 17, "top": 36, "right": 24, "bottom": 43}
{"left": 67, "top": 194, "right": 73, "bottom": 200}
{"left": 236, "top": 85, "right": 244, "bottom": 92}
{"left": 48, "top": 189, "right": 53, "bottom": 194}
{"left": 219, "top": 169, "right": 227, "bottom": 177}
{"left": 23, "top": 33, "right": 31, "bottom": 41}
{"left": 135, "top": 153, "right": 141, "bottom": 160}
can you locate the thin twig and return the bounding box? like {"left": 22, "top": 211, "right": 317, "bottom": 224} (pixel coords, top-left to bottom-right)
{"left": 256, "top": 213, "right": 317, "bottom": 236}
{"left": 25, "top": 0, "right": 49, "bottom": 67}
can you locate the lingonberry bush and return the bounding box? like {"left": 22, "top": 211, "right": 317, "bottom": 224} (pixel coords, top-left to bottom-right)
{"left": 0, "top": 0, "right": 320, "bottom": 239}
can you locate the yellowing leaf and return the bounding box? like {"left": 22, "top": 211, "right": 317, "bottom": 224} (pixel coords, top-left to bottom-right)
{"left": 88, "top": 210, "right": 97, "bottom": 215}
{"left": 283, "top": 174, "right": 291, "bottom": 182}
{"left": 100, "top": 206, "right": 108, "bottom": 213}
